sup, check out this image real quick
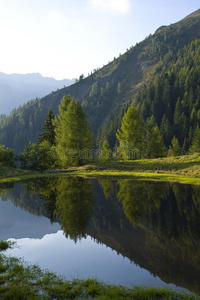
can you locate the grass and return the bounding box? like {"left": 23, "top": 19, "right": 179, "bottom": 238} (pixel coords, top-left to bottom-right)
{"left": 0, "top": 154, "right": 200, "bottom": 185}
{"left": 0, "top": 241, "right": 198, "bottom": 300}
{"left": 65, "top": 153, "right": 200, "bottom": 185}
{"left": 0, "top": 166, "right": 31, "bottom": 180}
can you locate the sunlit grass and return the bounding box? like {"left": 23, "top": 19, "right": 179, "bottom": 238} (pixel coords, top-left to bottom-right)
{"left": 0, "top": 154, "right": 200, "bottom": 185}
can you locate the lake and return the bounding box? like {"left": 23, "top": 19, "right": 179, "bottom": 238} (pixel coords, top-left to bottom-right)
{"left": 0, "top": 176, "right": 200, "bottom": 295}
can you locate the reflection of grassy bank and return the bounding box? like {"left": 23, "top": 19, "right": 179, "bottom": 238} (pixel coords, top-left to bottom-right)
{"left": 0, "top": 242, "right": 198, "bottom": 300}
{"left": 0, "top": 154, "right": 200, "bottom": 185}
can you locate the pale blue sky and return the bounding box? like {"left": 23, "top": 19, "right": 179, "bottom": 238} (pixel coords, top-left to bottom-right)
{"left": 0, "top": 0, "right": 199, "bottom": 80}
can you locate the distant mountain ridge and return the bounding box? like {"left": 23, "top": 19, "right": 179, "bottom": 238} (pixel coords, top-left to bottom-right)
{"left": 0, "top": 9, "right": 200, "bottom": 152}
{"left": 0, "top": 72, "right": 75, "bottom": 115}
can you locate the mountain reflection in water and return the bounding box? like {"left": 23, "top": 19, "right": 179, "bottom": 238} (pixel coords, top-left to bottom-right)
{"left": 0, "top": 177, "right": 200, "bottom": 294}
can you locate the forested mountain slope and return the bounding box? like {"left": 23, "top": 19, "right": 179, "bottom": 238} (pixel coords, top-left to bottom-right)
{"left": 0, "top": 9, "right": 200, "bottom": 152}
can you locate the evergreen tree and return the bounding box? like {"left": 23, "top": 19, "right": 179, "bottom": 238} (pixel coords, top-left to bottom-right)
{"left": 98, "top": 139, "right": 112, "bottom": 162}
{"left": 97, "top": 107, "right": 127, "bottom": 150}
{"left": 38, "top": 108, "right": 55, "bottom": 146}
{"left": 189, "top": 126, "right": 200, "bottom": 154}
{"left": 53, "top": 95, "right": 71, "bottom": 146}
{"left": 182, "top": 137, "right": 189, "bottom": 155}
{"left": 55, "top": 95, "right": 93, "bottom": 167}
{"left": 147, "top": 125, "right": 167, "bottom": 158}
{"left": 160, "top": 114, "right": 171, "bottom": 146}
{"left": 168, "top": 136, "right": 182, "bottom": 156}
{"left": 173, "top": 97, "right": 182, "bottom": 135}
{"left": 116, "top": 103, "right": 143, "bottom": 160}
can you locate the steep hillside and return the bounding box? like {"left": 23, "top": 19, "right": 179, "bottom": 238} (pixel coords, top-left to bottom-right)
{"left": 0, "top": 9, "right": 200, "bottom": 152}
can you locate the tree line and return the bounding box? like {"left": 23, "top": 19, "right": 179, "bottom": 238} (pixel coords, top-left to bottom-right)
{"left": 0, "top": 92, "right": 200, "bottom": 171}
{"left": 1, "top": 38, "right": 200, "bottom": 169}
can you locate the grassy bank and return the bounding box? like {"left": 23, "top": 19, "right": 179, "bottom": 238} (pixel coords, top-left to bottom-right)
{"left": 0, "top": 154, "right": 200, "bottom": 185}
{"left": 0, "top": 166, "right": 30, "bottom": 179}
{"left": 0, "top": 241, "right": 198, "bottom": 300}
{"left": 67, "top": 153, "right": 200, "bottom": 184}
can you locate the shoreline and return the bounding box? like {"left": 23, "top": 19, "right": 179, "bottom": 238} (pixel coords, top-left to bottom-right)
{"left": 0, "top": 153, "right": 200, "bottom": 185}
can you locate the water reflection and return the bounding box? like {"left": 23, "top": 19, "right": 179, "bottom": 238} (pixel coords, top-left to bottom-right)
{"left": 1, "top": 177, "right": 200, "bottom": 294}
{"left": 55, "top": 177, "right": 94, "bottom": 241}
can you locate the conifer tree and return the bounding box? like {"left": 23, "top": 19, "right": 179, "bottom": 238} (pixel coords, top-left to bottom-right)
{"left": 189, "top": 126, "right": 200, "bottom": 154}
{"left": 98, "top": 139, "right": 112, "bottom": 162}
{"left": 38, "top": 108, "right": 55, "bottom": 146}
{"left": 53, "top": 95, "right": 72, "bottom": 146}
{"left": 168, "top": 136, "right": 181, "bottom": 156}
{"left": 116, "top": 103, "right": 143, "bottom": 160}
{"left": 160, "top": 114, "right": 171, "bottom": 146}
{"left": 54, "top": 95, "right": 93, "bottom": 167}
{"left": 147, "top": 125, "right": 167, "bottom": 158}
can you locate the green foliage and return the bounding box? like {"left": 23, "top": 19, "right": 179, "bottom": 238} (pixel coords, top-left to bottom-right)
{"left": 0, "top": 98, "right": 44, "bottom": 153}
{"left": 98, "top": 107, "right": 127, "bottom": 150}
{"left": 160, "top": 114, "right": 171, "bottom": 146}
{"left": 189, "top": 126, "right": 200, "bottom": 154}
{"left": 145, "top": 117, "right": 167, "bottom": 158}
{"left": 0, "top": 241, "right": 15, "bottom": 251}
{"left": 38, "top": 108, "right": 55, "bottom": 146}
{"left": 89, "top": 82, "right": 98, "bottom": 98}
{"left": 168, "top": 136, "right": 182, "bottom": 156}
{"left": 20, "top": 141, "right": 57, "bottom": 171}
{"left": 116, "top": 103, "right": 144, "bottom": 160}
{"left": 98, "top": 139, "right": 112, "bottom": 162}
{"left": 55, "top": 95, "right": 93, "bottom": 167}
{"left": 0, "top": 145, "right": 15, "bottom": 167}
{"left": 148, "top": 126, "right": 167, "bottom": 158}
{"left": 136, "top": 38, "right": 200, "bottom": 153}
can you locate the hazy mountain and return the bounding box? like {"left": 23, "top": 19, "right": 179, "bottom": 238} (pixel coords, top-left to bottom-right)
{"left": 0, "top": 9, "right": 200, "bottom": 152}
{"left": 0, "top": 72, "right": 75, "bottom": 115}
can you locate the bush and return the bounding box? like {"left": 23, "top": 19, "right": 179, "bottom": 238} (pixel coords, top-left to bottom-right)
{"left": 20, "top": 141, "right": 57, "bottom": 171}
{"left": 0, "top": 145, "right": 15, "bottom": 167}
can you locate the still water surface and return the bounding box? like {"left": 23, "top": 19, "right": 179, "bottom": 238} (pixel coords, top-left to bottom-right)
{"left": 0, "top": 177, "right": 200, "bottom": 294}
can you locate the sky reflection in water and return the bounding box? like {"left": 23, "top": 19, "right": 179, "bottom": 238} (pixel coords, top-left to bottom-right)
{"left": 7, "top": 230, "right": 182, "bottom": 290}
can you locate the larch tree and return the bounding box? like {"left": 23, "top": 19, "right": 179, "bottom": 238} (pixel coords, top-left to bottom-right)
{"left": 54, "top": 95, "right": 93, "bottom": 167}
{"left": 53, "top": 95, "right": 71, "bottom": 145}
{"left": 116, "top": 103, "right": 144, "bottom": 160}
{"left": 98, "top": 139, "right": 112, "bottom": 162}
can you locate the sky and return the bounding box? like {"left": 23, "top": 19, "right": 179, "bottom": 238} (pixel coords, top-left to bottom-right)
{"left": 0, "top": 0, "right": 199, "bottom": 80}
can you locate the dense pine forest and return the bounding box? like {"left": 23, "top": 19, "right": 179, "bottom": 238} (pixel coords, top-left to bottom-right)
{"left": 99, "top": 38, "right": 200, "bottom": 155}
{"left": 0, "top": 9, "right": 200, "bottom": 167}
